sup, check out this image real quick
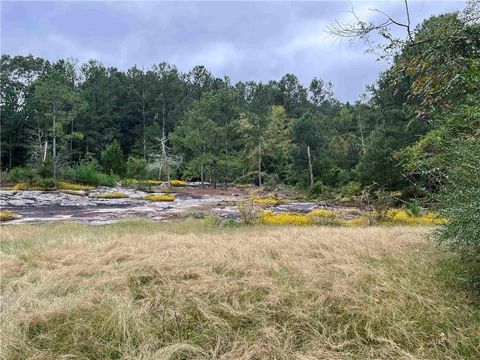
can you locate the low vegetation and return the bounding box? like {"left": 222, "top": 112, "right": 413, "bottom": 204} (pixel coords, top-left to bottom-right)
{"left": 252, "top": 195, "right": 284, "bottom": 206}
{"left": 144, "top": 194, "right": 175, "bottom": 202}
{"left": 0, "top": 210, "right": 20, "bottom": 221}
{"left": 56, "top": 181, "right": 94, "bottom": 191}
{"left": 259, "top": 210, "right": 311, "bottom": 225}
{"left": 170, "top": 179, "right": 187, "bottom": 186}
{"left": 385, "top": 209, "right": 447, "bottom": 226}
{"left": 1, "top": 182, "right": 48, "bottom": 191}
{"left": 92, "top": 192, "right": 129, "bottom": 199}
{"left": 123, "top": 179, "right": 162, "bottom": 185}
{"left": 257, "top": 208, "right": 446, "bottom": 227}
{"left": 0, "top": 222, "right": 479, "bottom": 359}
{"left": 59, "top": 189, "right": 86, "bottom": 197}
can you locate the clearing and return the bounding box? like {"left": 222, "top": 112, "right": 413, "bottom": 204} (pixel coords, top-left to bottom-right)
{"left": 0, "top": 184, "right": 338, "bottom": 224}
{"left": 1, "top": 222, "right": 479, "bottom": 359}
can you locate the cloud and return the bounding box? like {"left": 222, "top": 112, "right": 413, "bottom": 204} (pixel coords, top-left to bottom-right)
{"left": 171, "top": 42, "right": 244, "bottom": 74}
{"left": 1, "top": 1, "right": 464, "bottom": 101}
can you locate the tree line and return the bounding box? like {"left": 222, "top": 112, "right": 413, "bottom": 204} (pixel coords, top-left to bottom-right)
{"left": 0, "top": 54, "right": 426, "bottom": 194}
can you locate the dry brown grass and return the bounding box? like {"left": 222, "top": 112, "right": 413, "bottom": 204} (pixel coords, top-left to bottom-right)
{"left": 0, "top": 221, "right": 479, "bottom": 359}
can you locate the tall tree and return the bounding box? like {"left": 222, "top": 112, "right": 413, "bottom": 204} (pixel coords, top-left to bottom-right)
{"left": 35, "top": 69, "right": 82, "bottom": 179}
{"left": 291, "top": 112, "right": 322, "bottom": 186}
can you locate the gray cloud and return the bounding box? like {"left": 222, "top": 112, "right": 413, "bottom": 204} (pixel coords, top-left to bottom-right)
{"left": 1, "top": 1, "right": 464, "bottom": 101}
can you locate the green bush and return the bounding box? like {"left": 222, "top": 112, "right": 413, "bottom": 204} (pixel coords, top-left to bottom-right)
{"left": 406, "top": 199, "right": 423, "bottom": 217}
{"left": 126, "top": 156, "right": 147, "bottom": 179}
{"left": 60, "top": 166, "right": 76, "bottom": 182}
{"left": 73, "top": 160, "right": 117, "bottom": 186}
{"left": 37, "top": 159, "right": 53, "bottom": 179}
{"left": 340, "top": 181, "right": 362, "bottom": 198}
{"left": 101, "top": 140, "right": 125, "bottom": 176}
{"left": 9, "top": 167, "right": 40, "bottom": 183}
{"left": 309, "top": 180, "right": 324, "bottom": 197}
{"left": 437, "top": 137, "right": 480, "bottom": 266}
{"left": 38, "top": 178, "right": 55, "bottom": 189}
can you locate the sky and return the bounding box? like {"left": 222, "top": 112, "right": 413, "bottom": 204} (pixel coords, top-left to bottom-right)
{"left": 1, "top": 1, "right": 466, "bottom": 102}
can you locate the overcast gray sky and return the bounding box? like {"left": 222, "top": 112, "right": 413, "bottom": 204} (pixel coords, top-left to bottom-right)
{"left": 1, "top": 1, "right": 465, "bottom": 101}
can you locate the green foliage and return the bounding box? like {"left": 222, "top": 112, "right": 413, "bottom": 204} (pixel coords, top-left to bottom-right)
{"left": 101, "top": 140, "right": 125, "bottom": 176}
{"left": 73, "top": 159, "right": 117, "bottom": 186}
{"left": 125, "top": 156, "right": 148, "bottom": 179}
{"left": 309, "top": 180, "right": 325, "bottom": 197}
{"left": 340, "top": 181, "right": 362, "bottom": 198}
{"left": 405, "top": 199, "right": 423, "bottom": 217}
{"left": 370, "top": 188, "right": 397, "bottom": 223}
{"left": 38, "top": 178, "right": 56, "bottom": 190}
{"left": 436, "top": 126, "right": 480, "bottom": 264}
{"left": 237, "top": 200, "right": 260, "bottom": 224}
{"left": 9, "top": 167, "right": 39, "bottom": 183}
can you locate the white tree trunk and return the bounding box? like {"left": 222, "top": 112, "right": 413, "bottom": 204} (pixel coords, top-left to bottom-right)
{"left": 258, "top": 143, "right": 262, "bottom": 187}
{"left": 307, "top": 145, "right": 314, "bottom": 186}
{"left": 52, "top": 104, "right": 57, "bottom": 181}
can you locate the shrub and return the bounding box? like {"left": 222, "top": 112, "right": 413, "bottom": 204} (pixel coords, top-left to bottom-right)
{"left": 385, "top": 209, "right": 446, "bottom": 226}
{"left": 170, "top": 179, "right": 187, "bottom": 186}
{"left": 56, "top": 181, "right": 94, "bottom": 191}
{"left": 203, "top": 214, "right": 222, "bottom": 227}
{"left": 9, "top": 167, "right": 39, "bottom": 183}
{"left": 144, "top": 194, "right": 175, "bottom": 202}
{"left": 253, "top": 194, "right": 284, "bottom": 206}
{"left": 345, "top": 216, "right": 370, "bottom": 227}
{"left": 93, "top": 192, "right": 129, "bottom": 199}
{"left": 406, "top": 199, "right": 423, "bottom": 217}
{"left": 309, "top": 180, "right": 324, "bottom": 197}
{"left": 74, "top": 160, "right": 117, "bottom": 187}
{"left": 237, "top": 200, "right": 260, "bottom": 224}
{"left": 340, "top": 181, "right": 362, "bottom": 198}
{"left": 38, "top": 178, "right": 55, "bottom": 189}
{"left": 126, "top": 157, "right": 147, "bottom": 179}
{"left": 307, "top": 209, "right": 343, "bottom": 226}
{"left": 60, "top": 166, "right": 76, "bottom": 182}
{"left": 36, "top": 159, "right": 54, "bottom": 179}
{"left": 223, "top": 219, "right": 241, "bottom": 228}
{"left": 369, "top": 188, "right": 397, "bottom": 223}
{"left": 9, "top": 183, "right": 47, "bottom": 191}
{"left": 0, "top": 210, "right": 20, "bottom": 221}
{"left": 258, "top": 211, "right": 311, "bottom": 225}
{"left": 101, "top": 140, "right": 125, "bottom": 176}
{"left": 308, "top": 209, "right": 336, "bottom": 218}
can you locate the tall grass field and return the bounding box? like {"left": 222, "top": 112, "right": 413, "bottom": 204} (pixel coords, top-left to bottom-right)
{"left": 1, "top": 221, "right": 479, "bottom": 359}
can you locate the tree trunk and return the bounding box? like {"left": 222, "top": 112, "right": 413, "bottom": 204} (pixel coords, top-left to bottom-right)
{"left": 307, "top": 145, "right": 314, "bottom": 187}
{"left": 70, "top": 117, "right": 74, "bottom": 152}
{"left": 258, "top": 143, "right": 262, "bottom": 187}
{"left": 359, "top": 125, "right": 366, "bottom": 155}
{"left": 212, "top": 162, "right": 217, "bottom": 189}
{"left": 162, "top": 94, "right": 166, "bottom": 140}
{"left": 200, "top": 163, "right": 204, "bottom": 188}
{"left": 160, "top": 136, "right": 170, "bottom": 186}
{"left": 167, "top": 164, "right": 171, "bottom": 185}
{"left": 142, "top": 91, "right": 146, "bottom": 159}
{"left": 52, "top": 105, "right": 57, "bottom": 181}
{"left": 43, "top": 141, "right": 48, "bottom": 163}
{"left": 224, "top": 125, "right": 228, "bottom": 189}
{"left": 8, "top": 136, "right": 12, "bottom": 170}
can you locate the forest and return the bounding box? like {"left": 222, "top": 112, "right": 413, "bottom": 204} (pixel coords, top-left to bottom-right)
{"left": 1, "top": 5, "right": 479, "bottom": 257}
